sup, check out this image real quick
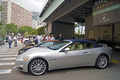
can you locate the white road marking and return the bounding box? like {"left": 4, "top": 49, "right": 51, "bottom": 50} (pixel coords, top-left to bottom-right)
{"left": 0, "top": 58, "right": 16, "bottom": 60}
{"left": 0, "top": 69, "right": 12, "bottom": 74}
{"left": 0, "top": 53, "right": 11, "bottom": 54}
{"left": 0, "top": 55, "right": 17, "bottom": 57}
{"left": 0, "top": 52, "right": 17, "bottom": 54}
{"left": 0, "top": 62, "right": 15, "bottom": 66}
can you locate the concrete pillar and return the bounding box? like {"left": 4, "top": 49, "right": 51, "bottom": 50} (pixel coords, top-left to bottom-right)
{"left": 46, "top": 16, "right": 75, "bottom": 39}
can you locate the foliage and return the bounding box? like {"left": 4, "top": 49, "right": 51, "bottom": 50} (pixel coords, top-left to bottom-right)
{"left": 31, "top": 29, "right": 37, "bottom": 35}
{"left": 6, "top": 23, "right": 18, "bottom": 35}
{"left": 0, "top": 6, "right": 5, "bottom": 38}
{"left": 0, "top": 6, "right": 3, "bottom": 11}
{"left": 74, "top": 23, "right": 78, "bottom": 28}
{"left": 75, "top": 33, "right": 85, "bottom": 39}
{"left": 74, "top": 22, "right": 85, "bottom": 39}
{"left": 36, "top": 26, "right": 45, "bottom": 35}
{"left": 18, "top": 26, "right": 34, "bottom": 35}
{"left": 0, "top": 22, "right": 6, "bottom": 38}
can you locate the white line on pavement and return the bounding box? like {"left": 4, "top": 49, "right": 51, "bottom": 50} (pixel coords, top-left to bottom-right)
{"left": 0, "top": 58, "right": 16, "bottom": 60}
{"left": 0, "top": 69, "right": 12, "bottom": 74}
{"left": 0, "top": 55, "right": 18, "bottom": 57}
{"left": 0, "top": 52, "right": 17, "bottom": 54}
{"left": 0, "top": 62, "right": 15, "bottom": 66}
{"left": 0, "top": 53, "right": 9, "bottom": 54}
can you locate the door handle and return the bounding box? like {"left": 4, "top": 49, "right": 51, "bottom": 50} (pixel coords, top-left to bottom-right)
{"left": 83, "top": 52, "right": 88, "bottom": 54}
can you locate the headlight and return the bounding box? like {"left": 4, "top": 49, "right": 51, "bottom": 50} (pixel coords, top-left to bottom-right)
{"left": 20, "top": 50, "right": 24, "bottom": 53}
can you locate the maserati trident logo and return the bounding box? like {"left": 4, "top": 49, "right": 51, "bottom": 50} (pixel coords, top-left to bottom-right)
{"left": 102, "top": 16, "right": 106, "bottom": 20}
{"left": 99, "top": 13, "right": 110, "bottom": 23}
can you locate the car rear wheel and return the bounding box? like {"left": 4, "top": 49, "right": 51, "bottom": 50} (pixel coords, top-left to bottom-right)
{"left": 29, "top": 59, "right": 47, "bottom": 76}
{"left": 95, "top": 55, "right": 108, "bottom": 69}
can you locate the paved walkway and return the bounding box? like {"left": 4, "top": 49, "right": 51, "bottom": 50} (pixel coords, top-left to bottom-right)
{"left": 0, "top": 41, "right": 24, "bottom": 75}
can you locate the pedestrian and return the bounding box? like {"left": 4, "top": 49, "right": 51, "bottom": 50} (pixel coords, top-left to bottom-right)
{"left": 51, "top": 34, "right": 55, "bottom": 40}
{"left": 45, "top": 33, "right": 51, "bottom": 40}
{"left": 13, "top": 35, "right": 18, "bottom": 47}
{"left": 21, "top": 35, "right": 23, "bottom": 43}
{"left": 6, "top": 34, "right": 9, "bottom": 42}
{"left": 8, "top": 34, "right": 13, "bottom": 48}
{"left": 72, "top": 37, "right": 75, "bottom": 39}
{"left": 33, "top": 35, "right": 36, "bottom": 41}
{"left": 36, "top": 34, "right": 42, "bottom": 44}
{"left": 27, "top": 38, "right": 31, "bottom": 44}
{"left": 58, "top": 34, "right": 63, "bottom": 41}
{"left": 34, "top": 35, "right": 38, "bottom": 44}
{"left": 43, "top": 35, "right": 46, "bottom": 41}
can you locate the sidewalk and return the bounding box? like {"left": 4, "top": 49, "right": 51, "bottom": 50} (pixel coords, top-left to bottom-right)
{"left": 0, "top": 41, "right": 25, "bottom": 53}
{"left": 112, "top": 50, "right": 120, "bottom": 64}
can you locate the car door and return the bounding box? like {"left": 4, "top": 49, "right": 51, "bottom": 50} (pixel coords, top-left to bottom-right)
{"left": 57, "top": 42, "right": 91, "bottom": 68}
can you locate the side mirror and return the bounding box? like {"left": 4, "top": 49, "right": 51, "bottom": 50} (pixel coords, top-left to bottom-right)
{"left": 40, "top": 45, "right": 43, "bottom": 47}
{"left": 64, "top": 48, "right": 70, "bottom": 51}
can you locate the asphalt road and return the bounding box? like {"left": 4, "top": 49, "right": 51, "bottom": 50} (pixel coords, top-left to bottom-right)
{"left": 0, "top": 41, "right": 120, "bottom": 80}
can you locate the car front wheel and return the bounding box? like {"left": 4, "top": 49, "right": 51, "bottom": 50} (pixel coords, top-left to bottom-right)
{"left": 95, "top": 55, "right": 108, "bottom": 69}
{"left": 24, "top": 40, "right": 28, "bottom": 44}
{"left": 29, "top": 59, "right": 47, "bottom": 76}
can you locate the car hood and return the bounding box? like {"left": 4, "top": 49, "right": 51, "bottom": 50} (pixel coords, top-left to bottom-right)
{"left": 18, "top": 47, "right": 54, "bottom": 57}
{"left": 25, "top": 47, "right": 53, "bottom": 53}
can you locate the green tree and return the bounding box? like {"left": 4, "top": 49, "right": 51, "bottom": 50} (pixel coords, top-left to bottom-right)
{"left": 0, "top": 5, "right": 6, "bottom": 38}
{"left": 18, "top": 26, "right": 34, "bottom": 35}
{"left": 6, "top": 23, "right": 18, "bottom": 35}
{"left": 0, "top": 6, "right": 3, "bottom": 11}
{"left": 31, "top": 29, "right": 37, "bottom": 35}
{"left": 36, "top": 26, "right": 45, "bottom": 35}
{"left": 0, "top": 22, "right": 6, "bottom": 38}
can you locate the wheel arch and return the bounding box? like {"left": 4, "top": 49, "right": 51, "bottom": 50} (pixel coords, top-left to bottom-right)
{"left": 95, "top": 53, "right": 110, "bottom": 69}
{"left": 97, "top": 53, "right": 110, "bottom": 62}
{"left": 28, "top": 57, "right": 49, "bottom": 72}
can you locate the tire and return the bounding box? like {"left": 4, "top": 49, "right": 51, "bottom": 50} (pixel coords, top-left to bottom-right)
{"left": 29, "top": 59, "right": 47, "bottom": 76}
{"left": 95, "top": 55, "right": 108, "bottom": 69}
{"left": 24, "top": 40, "right": 28, "bottom": 44}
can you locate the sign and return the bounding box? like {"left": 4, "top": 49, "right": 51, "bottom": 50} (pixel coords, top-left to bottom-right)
{"left": 93, "top": 0, "right": 120, "bottom": 26}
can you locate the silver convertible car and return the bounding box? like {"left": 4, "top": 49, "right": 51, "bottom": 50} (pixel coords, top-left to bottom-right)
{"left": 16, "top": 39, "right": 112, "bottom": 76}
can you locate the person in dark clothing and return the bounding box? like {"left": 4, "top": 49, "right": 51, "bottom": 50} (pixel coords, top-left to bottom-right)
{"left": 58, "top": 34, "right": 63, "bottom": 41}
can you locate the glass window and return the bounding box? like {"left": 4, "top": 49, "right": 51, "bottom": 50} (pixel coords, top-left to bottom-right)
{"left": 48, "top": 41, "right": 69, "bottom": 50}
{"left": 66, "top": 42, "right": 94, "bottom": 51}
{"left": 41, "top": 42, "right": 54, "bottom": 47}
{"left": 86, "top": 43, "right": 94, "bottom": 48}
{"left": 66, "top": 42, "right": 79, "bottom": 50}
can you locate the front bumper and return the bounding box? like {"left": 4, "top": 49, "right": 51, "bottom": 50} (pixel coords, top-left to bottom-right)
{"left": 16, "top": 59, "right": 28, "bottom": 72}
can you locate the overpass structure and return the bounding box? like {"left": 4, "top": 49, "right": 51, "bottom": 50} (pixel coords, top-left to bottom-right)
{"left": 40, "top": 0, "right": 120, "bottom": 43}
{"left": 39, "top": 0, "right": 93, "bottom": 39}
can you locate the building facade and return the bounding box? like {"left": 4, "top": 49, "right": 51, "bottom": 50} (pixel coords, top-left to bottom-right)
{"left": 85, "top": 0, "right": 120, "bottom": 43}
{"left": 40, "top": 0, "right": 120, "bottom": 43}
{"left": 0, "top": 0, "right": 32, "bottom": 28}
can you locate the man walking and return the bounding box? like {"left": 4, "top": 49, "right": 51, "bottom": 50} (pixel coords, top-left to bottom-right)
{"left": 58, "top": 34, "right": 63, "bottom": 41}
{"left": 8, "top": 34, "right": 13, "bottom": 48}
{"left": 45, "top": 33, "right": 51, "bottom": 40}
{"left": 36, "top": 34, "right": 42, "bottom": 44}
{"left": 13, "top": 35, "right": 17, "bottom": 47}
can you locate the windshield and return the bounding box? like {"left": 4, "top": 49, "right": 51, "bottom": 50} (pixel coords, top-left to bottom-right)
{"left": 35, "top": 41, "right": 60, "bottom": 47}
{"left": 48, "top": 41, "right": 69, "bottom": 50}
{"left": 34, "top": 42, "right": 44, "bottom": 47}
